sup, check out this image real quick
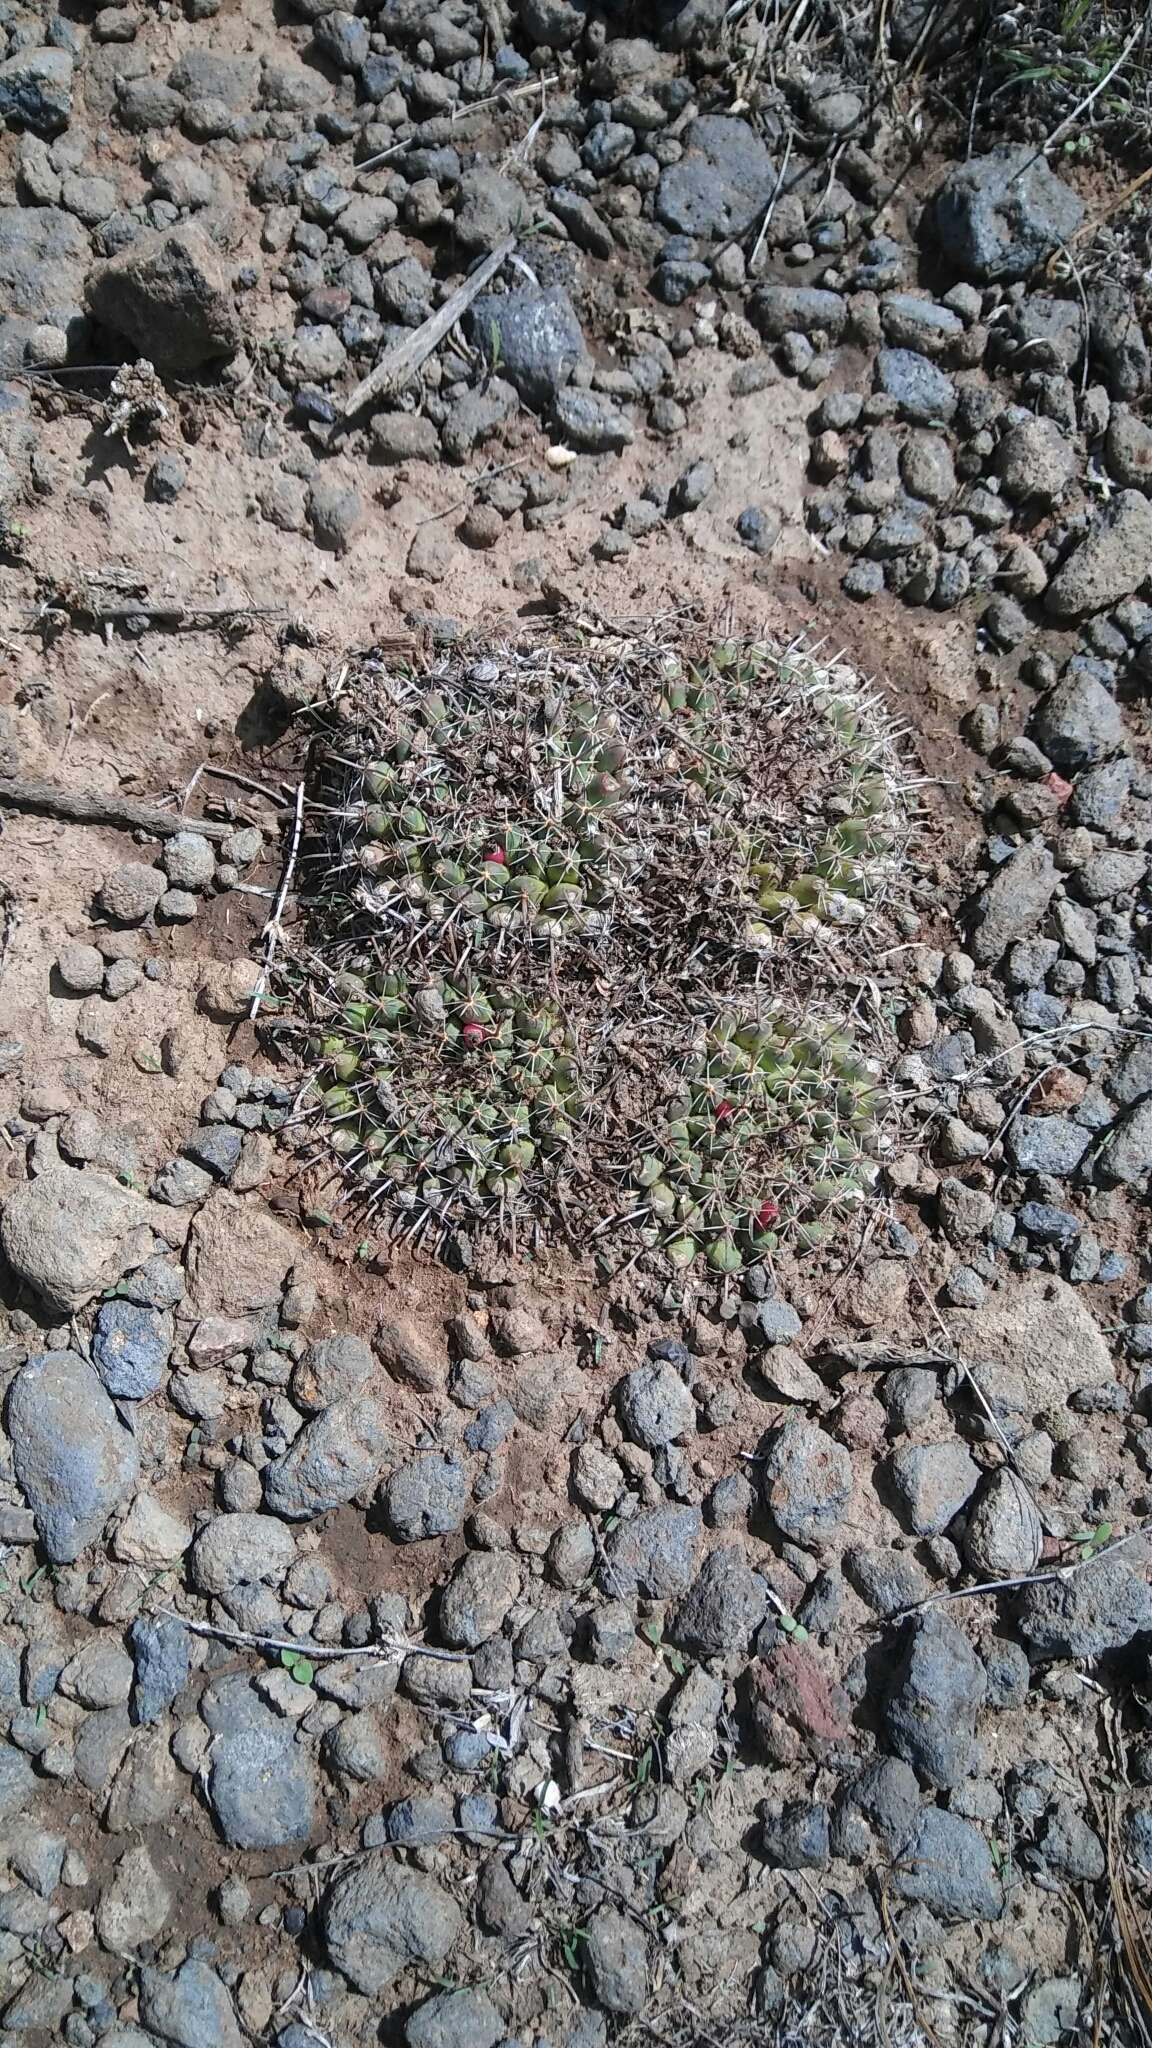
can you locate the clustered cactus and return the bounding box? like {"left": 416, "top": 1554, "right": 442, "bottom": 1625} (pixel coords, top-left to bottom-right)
{"left": 283, "top": 633, "right": 907, "bottom": 1267}
{"left": 635, "top": 1012, "right": 881, "bottom": 1272}
{"left": 313, "top": 974, "right": 583, "bottom": 1222}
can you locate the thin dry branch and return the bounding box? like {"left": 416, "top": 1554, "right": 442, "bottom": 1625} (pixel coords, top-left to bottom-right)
{"left": 334, "top": 234, "right": 515, "bottom": 428}
{"left": 0, "top": 774, "right": 257, "bottom": 843}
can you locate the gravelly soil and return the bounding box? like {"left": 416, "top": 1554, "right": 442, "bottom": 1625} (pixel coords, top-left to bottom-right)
{"left": 1, "top": 2, "right": 1152, "bottom": 2046}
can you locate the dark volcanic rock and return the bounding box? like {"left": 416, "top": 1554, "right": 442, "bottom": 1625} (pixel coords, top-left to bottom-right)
{"left": 656, "top": 115, "right": 777, "bottom": 238}
{"left": 928, "top": 146, "right": 1085, "bottom": 283}
{"left": 8, "top": 1352, "right": 139, "bottom": 1564}
{"left": 86, "top": 222, "right": 241, "bottom": 373}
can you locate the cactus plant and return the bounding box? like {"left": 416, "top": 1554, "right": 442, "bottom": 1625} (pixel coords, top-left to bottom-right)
{"left": 278, "top": 632, "right": 909, "bottom": 1265}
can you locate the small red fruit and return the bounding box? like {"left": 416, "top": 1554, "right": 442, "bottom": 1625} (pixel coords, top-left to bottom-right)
{"left": 486, "top": 846, "right": 506, "bottom": 865}
{"left": 461, "top": 1021, "right": 486, "bottom": 1049}
{"left": 715, "top": 1099, "right": 734, "bottom": 1124}
{"left": 756, "top": 1197, "right": 779, "bottom": 1229}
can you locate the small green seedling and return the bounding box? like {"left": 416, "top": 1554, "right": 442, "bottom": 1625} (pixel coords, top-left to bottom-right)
{"left": 559, "top": 1925, "right": 586, "bottom": 1973}
{"left": 279, "top": 1647, "right": 316, "bottom": 1686}
{"left": 777, "top": 1611, "right": 810, "bottom": 1644}
{"left": 1069, "top": 1520, "right": 1112, "bottom": 1562}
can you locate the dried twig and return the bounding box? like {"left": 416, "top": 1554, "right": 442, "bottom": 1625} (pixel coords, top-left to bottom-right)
{"left": 334, "top": 235, "right": 516, "bottom": 428}
{"left": 163, "top": 1610, "right": 471, "bottom": 1664}
{"left": 250, "top": 779, "right": 305, "bottom": 1021}
{"left": 0, "top": 774, "right": 254, "bottom": 843}
{"left": 886, "top": 1517, "right": 1152, "bottom": 1623}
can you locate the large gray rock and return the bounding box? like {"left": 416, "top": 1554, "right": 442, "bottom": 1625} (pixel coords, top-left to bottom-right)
{"left": 995, "top": 415, "right": 1076, "bottom": 504}
{"left": 0, "top": 207, "right": 87, "bottom": 322}
{"left": 928, "top": 146, "right": 1085, "bottom": 283}
{"left": 262, "top": 1397, "right": 393, "bottom": 1519}
{"left": 8, "top": 1352, "right": 139, "bottom": 1563}
{"left": 656, "top": 114, "right": 777, "bottom": 238}
{"left": 438, "top": 1551, "right": 521, "bottom": 1651}
{"left": 601, "top": 1504, "right": 702, "bottom": 1600}
{"left": 762, "top": 1420, "right": 851, "bottom": 1543}
{"left": 616, "top": 1361, "right": 696, "bottom": 1449}
{"left": 405, "top": 1989, "right": 504, "bottom": 2048}
{"left": 960, "top": 1276, "right": 1113, "bottom": 1421}
{"left": 1030, "top": 671, "right": 1125, "bottom": 769}
{"left": 203, "top": 1676, "right": 317, "bottom": 1850}
{"left": 1089, "top": 282, "right": 1150, "bottom": 400}
{"left": 465, "top": 285, "right": 585, "bottom": 408}
{"left": 583, "top": 1904, "right": 648, "bottom": 2014}
{"left": 189, "top": 1512, "right": 296, "bottom": 1595}
{"left": 874, "top": 348, "right": 956, "bottom": 424}
{"left": 892, "top": 1809, "right": 1004, "bottom": 1920}
{"left": 0, "top": 1169, "right": 152, "bottom": 1311}
{"left": 883, "top": 1614, "right": 985, "bottom": 1786}
{"left": 96, "top": 1843, "right": 172, "bottom": 1952}
{"left": 890, "top": 1440, "right": 979, "bottom": 1537}
{"left": 291, "top": 1333, "right": 375, "bottom": 1413}
{"left": 670, "top": 1544, "right": 767, "bottom": 1656}
{"left": 551, "top": 388, "right": 633, "bottom": 452}
{"left": 963, "top": 1471, "right": 1043, "bottom": 1577}
{"left": 0, "top": 47, "right": 72, "bottom": 136}
{"left": 1091, "top": 1098, "right": 1152, "bottom": 1187}
{"left": 86, "top": 223, "right": 240, "bottom": 373}
{"left": 969, "top": 841, "right": 1058, "bottom": 967}
{"left": 750, "top": 286, "right": 848, "bottom": 341}
{"left": 1017, "top": 1553, "right": 1152, "bottom": 1658}
{"left": 138, "top": 1958, "right": 245, "bottom": 2048}
{"left": 383, "top": 1452, "right": 469, "bottom": 1543}
{"left": 1045, "top": 491, "right": 1152, "bottom": 620}
{"left": 322, "top": 1853, "right": 462, "bottom": 1993}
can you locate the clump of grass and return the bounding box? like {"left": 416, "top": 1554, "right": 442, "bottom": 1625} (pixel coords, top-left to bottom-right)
{"left": 277, "top": 630, "right": 910, "bottom": 1267}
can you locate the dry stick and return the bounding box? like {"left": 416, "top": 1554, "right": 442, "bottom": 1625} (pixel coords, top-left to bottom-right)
{"left": 749, "top": 127, "right": 794, "bottom": 269}
{"left": 887, "top": 1517, "right": 1152, "bottom": 1624}
{"left": 334, "top": 234, "right": 516, "bottom": 430}
{"left": 24, "top": 600, "right": 286, "bottom": 628}
{"left": 355, "top": 74, "right": 555, "bottom": 174}
{"left": 165, "top": 1610, "right": 471, "bottom": 1664}
{"left": 0, "top": 773, "right": 256, "bottom": 844}
{"left": 250, "top": 778, "right": 305, "bottom": 1021}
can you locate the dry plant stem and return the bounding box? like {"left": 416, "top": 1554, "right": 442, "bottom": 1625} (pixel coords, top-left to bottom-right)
{"left": 22, "top": 600, "right": 286, "bottom": 629}
{"left": 0, "top": 774, "right": 244, "bottom": 843}
{"left": 335, "top": 234, "right": 515, "bottom": 427}
{"left": 165, "top": 1609, "right": 471, "bottom": 1663}
{"left": 355, "top": 73, "right": 553, "bottom": 172}
{"left": 250, "top": 779, "right": 306, "bottom": 1021}
{"left": 886, "top": 1517, "right": 1152, "bottom": 1623}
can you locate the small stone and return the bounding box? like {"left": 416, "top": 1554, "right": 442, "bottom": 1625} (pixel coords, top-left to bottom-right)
{"left": 583, "top": 1905, "right": 648, "bottom": 2015}
{"left": 1017, "top": 1554, "right": 1152, "bottom": 1657}
{"left": 321, "top": 1853, "right": 462, "bottom": 1993}
{"left": 762, "top": 1420, "right": 851, "bottom": 1544}
{"left": 92, "top": 1300, "right": 172, "bottom": 1399}
{"left": 162, "top": 830, "right": 214, "bottom": 888}
{"left": 883, "top": 1614, "right": 985, "bottom": 1787}
{"left": 890, "top": 1440, "right": 980, "bottom": 1536}
{"left": 9, "top": 1350, "right": 139, "bottom": 1562}
{"left": 892, "top": 1808, "right": 1004, "bottom": 1920}
{"left": 56, "top": 942, "right": 104, "bottom": 994}
{"left": 308, "top": 481, "right": 364, "bottom": 554}
{"left": 383, "top": 1452, "right": 469, "bottom": 1543}
{"left": 551, "top": 388, "right": 633, "bottom": 453}
{"left": 146, "top": 452, "right": 187, "bottom": 502}
{"left": 99, "top": 862, "right": 167, "bottom": 923}
{"left": 617, "top": 1362, "right": 696, "bottom": 1448}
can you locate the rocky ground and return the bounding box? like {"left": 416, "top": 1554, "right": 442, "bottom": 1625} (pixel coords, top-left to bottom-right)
{"left": 1, "top": 1, "right": 1152, "bottom": 2045}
